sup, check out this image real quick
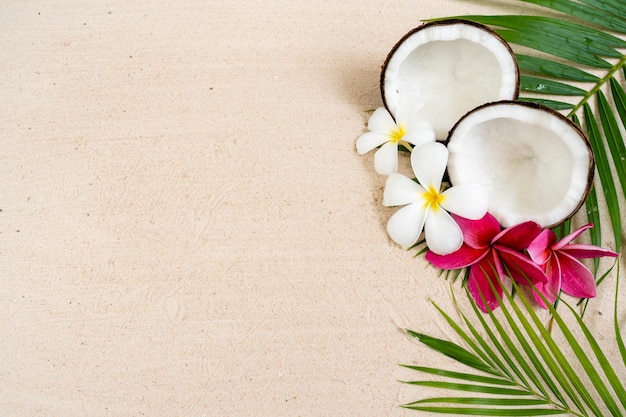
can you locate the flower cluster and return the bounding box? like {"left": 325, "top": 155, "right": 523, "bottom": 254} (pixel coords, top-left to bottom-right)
{"left": 357, "top": 102, "right": 489, "bottom": 256}
{"left": 357, "top": 102, "right": 617, "bottom": 312}
{"left": 426, "top": 213, "right": 617, "bottom": 311}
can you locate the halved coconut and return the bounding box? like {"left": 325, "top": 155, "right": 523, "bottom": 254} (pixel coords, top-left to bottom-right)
{"left": 446, "top": 101, "right": 594, "bottom": 228}
{"left": 381, "top": 20, "right": 519, "bottom": 139}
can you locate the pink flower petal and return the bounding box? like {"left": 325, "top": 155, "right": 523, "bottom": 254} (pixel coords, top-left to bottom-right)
{"left": 527, "top": 229, "right": 556, "bottom": 265}
{"left": 552, "top": 223, "right": 593, "bottom": 251}
{"left": 493, "top": 221, "right": 543, "bottom": 250}
{"left": 426, "top": 245, "right": 488, "bottom": 269}
{"left": 561, "top": 244, "right": 618, "bottom": 259}
{"left": 557, "top": 252, "right": 597, "bottom": 299}
{"left": 451, "top": 212, "right": 501, "bottom": 250}
{"left": 533, "top": 256, "right": 561, "bottom": 309}
{"left": 467, "top": 252, "right": 503, "bottom": 313}
{"left": 495, "top": 245, "right": 548, "bottom": 285}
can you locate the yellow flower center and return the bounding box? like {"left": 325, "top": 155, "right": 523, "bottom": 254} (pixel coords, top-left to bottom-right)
{"left": 423, "top": 186, "right": 445, "bottom": 211}
{"left": 389, "top": 124, "right": 414, "bottom": 151}
{"left": 390, "top": 125, "right": 406, "bottom": 143}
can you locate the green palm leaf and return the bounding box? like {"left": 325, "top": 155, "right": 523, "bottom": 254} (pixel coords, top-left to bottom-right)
{"left": 582, "top": 104, "right": 622, "bottom": 253}
{"left": 615, "top": 262, "right": 626, "bottom": 368}
{"left": 406, "top": 398, "right": 551, "bottom": 407}
{"left": 516, "top": 0, "right": 626, "bottom": 33}
{"left": 516, "top": 55, "right": 600, "bottom": 83}
{"left": 520, "top": 75, "right": 586, "bottom": 96}
{"left": 402, "top": 277, "right": 626, "bottom": 416}
{"left": 402, "top": 405, "right": 568, "bottom": 415}
{"left": 400, "top": 365, "right": 516, "bottom": 386}
{"left": 597, "top": 88, "right": 626, "bottom": 200}
{"left": 406, "top": 330, "right": 499, "bottom": 375}
{"left": 558, "top": 298, "right": 626, "bottom": 411}
{"left": 585, "top": 186, "right": 602, "bottom": 272}
{"left": 519, "top": 97, "right": 575, "bottom": 110}
{"left": 499, "top": 28, "right": 613, "bottom": 69}
{"left": 465, "top": 295, "right": 550, "bottom": 397}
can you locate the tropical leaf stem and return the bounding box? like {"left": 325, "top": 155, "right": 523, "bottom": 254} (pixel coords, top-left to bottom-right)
{"left": 568, "top": 55, "right": 626, "bottom": 117}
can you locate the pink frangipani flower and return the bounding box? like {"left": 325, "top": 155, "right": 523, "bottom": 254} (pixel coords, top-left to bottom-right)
{"left": 426, "top": 212, "right": 548, "bottom": 312}
{"left": 528, "top": 223, "right": 618, "bottom": 308}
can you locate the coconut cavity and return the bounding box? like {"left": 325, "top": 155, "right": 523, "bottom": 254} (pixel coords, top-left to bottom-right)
{"left": 382, "top": 20, "right": 519, "bottom": 139}
{"left": 447, "top": 102, "right": 593, "bottom": 228}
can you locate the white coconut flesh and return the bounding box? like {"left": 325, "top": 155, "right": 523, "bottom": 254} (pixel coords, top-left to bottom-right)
{"left": 382, "top": 21, "right": 519, "bottom": 139}
{"left": 446, "top": 102, "right": 593, "bottom": 228}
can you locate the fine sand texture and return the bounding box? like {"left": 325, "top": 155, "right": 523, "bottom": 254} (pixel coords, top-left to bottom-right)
{"left": 2, "top": 1, "right": 624, "bottom": 416}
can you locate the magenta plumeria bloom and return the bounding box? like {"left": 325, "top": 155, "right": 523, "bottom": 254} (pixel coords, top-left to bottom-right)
{"left": 426, "top": 212, "right": 548, "bottom": 312}
{"left": 528, "top": 224, "right": 618, "bottom": 308}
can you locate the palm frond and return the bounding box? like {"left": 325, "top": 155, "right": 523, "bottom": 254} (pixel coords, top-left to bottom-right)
{"left": 516, "top": 55, "right": 600, "bottom": 83}
{"left": 402, "top": 275, "right": 626, "bottom": 416}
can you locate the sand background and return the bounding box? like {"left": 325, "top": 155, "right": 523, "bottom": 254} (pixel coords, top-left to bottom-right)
{"left": 2, "top": 1, "right": 624, "bottom": 416}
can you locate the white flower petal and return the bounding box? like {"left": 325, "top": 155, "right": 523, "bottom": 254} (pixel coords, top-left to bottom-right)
{"left": 394, "top": 100, "right": 424, "bottom": 126}
{"left": 411, "top": 142, "right": 448, "bottom": 191}
{"left": 368, "top": 107, "right": 396, "bottom": 133}
{"left": 440, "top": 183, "right": 489, "bottom": 220}
{"left": 424, "top": 208, "right": 464, "bottom": 255}
{"left": 356, "top": 131, "right": 389, "bottom": 155}
{"left": 383, "top": 173, "right": 424, "bottom": 207}
{"left": 387, "top": 202, "right": 428, "bottom": 249}
{"left": 374, "top": 141, "right": 399, "bottom": 175}
{"left": 403, "top": 121, "right": 436, "bottom": 148}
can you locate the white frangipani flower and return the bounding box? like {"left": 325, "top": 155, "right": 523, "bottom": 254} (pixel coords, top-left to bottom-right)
{"left": 383, "top": 142, "right": 489, "bottom": 255}
{"left": 356, "top": 101, "right": 436, "bottom": 175}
